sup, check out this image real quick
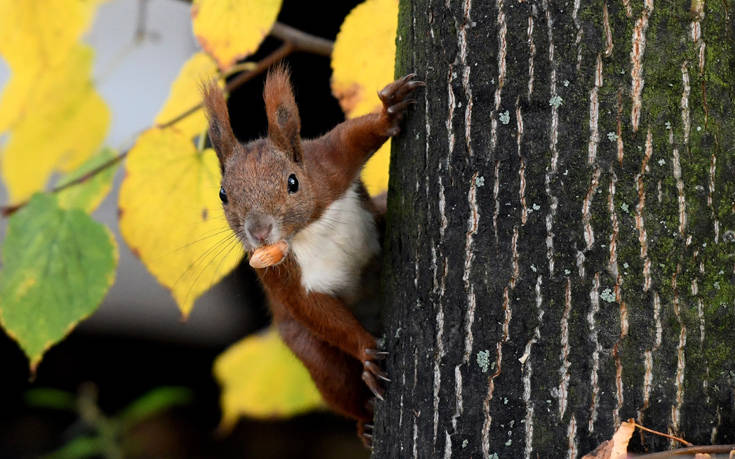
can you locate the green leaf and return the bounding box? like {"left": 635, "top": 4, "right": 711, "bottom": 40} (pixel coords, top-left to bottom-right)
{"left": 118, "top": 386, "right": 192, "bottom": 429}
{"left": 0, "top": 194, "right": 118, "bottom": 371}
{"left": 25, "top": 388, "right": 76, "bottom": 411}
{"left": 42, "top": 435, "right": 105, "bottom": 459}
{"left": 57, "top": 147, "right": 119, "bottom": 213}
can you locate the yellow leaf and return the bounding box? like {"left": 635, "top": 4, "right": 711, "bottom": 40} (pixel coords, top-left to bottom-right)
{"left": 0, "top": 65, "right": 37, "bottom": 134}
{"left": 360, "top": 143, "right": 392, "bottom": 197}
{"left": 0, "top": 0, "right": 105, "bottom": 133}
{"left": 118, "top": 129, "right": 244, "bottom": 317}
{"left": 0, "top": 45, "right": 110, "bottom": 203}
{"left": 191, "top": 0, "right": 282, "bottom": 71}
{"left": 155, "top": 52, "right": 221, "bottom": 138}
{"left": 0, "top": 44, "right": 95, "bottom": 135}
{"left": 0, "top": 0, "right": 105, "bottom": 70}
{"left": 331, "top": 0, "right": 398, "bottom": 195}
{"left": 214, "top": 328, "right": 323, "bottom": 431}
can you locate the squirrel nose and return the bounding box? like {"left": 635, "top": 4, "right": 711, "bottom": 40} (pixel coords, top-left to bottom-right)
{"left": 246, "top": 218, "right": 273, "bottom": 244}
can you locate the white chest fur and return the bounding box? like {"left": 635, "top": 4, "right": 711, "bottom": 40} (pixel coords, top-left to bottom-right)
{"left": 291, "top": 183, "right": 380, "bottom": 302}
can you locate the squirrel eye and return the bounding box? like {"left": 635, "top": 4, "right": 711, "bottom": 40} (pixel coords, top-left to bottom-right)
{"left": 287, "top": 174, "right": 299, "bottom": 194}
{"left": 219, "top": 186, "right": 228, "bottom": 204}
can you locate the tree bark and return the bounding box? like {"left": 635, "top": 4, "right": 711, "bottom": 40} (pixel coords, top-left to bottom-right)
{"left": 375, "top": 0, "right": 735, "bottom": 457}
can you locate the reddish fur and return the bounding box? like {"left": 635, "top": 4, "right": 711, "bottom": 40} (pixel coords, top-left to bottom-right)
{"left": 304, "top": 112, "right": 392, "bottom": 204}
{"left": 264, "top": 65, "right": 303, "bottom": 163}
{"left": 202, "top": 82, "right": 237, "bottom": 168}
{"left": 264, "top": 258, "right": 374, "bottom": 421}
{"left": 205, "top": 66, "right": 420, "bottom": 443}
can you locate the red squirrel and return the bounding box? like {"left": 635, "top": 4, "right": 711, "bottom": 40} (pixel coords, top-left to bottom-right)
{"left": 203, "top": 65, "right": 422, "bottom": 446}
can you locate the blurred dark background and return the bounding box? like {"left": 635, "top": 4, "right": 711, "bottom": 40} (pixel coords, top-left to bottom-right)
{"left": 0, "top": 0, "right": 371, "bottom": 457}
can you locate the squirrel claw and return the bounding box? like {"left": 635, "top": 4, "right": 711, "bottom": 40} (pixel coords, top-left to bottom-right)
{"left": 362, "top": 370, "right": 385, "bottom": 401}
{"left": 364, "top": 361, "right": 391, "bottom": 382}
{"left": 386, "top": 99, "right": 416, "bottom": 115}
{"left": 379, "top": 74, "right": 421, "bottom": 102}
{"left": 364, "top": 348, "right": 389, "bottom": 360}
{"left": 357, "top": 421, "right": 374, "bottom": 449}
{"left": 378, "top": 74, "right": 424, "bottom": 136}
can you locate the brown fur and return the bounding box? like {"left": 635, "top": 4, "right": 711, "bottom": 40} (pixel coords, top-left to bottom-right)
{"left": 264, "top": 65, "right": 303, "bottom": 163}
{"left": 205, "top": 66, "right": 421, "bottom": 444}
{"left": 202, "top": 82, "right": 238, "bottom": 170}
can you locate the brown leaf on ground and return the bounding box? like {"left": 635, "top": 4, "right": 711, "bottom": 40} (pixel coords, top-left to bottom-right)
{"left": 582, "top": 421, "right": 635, "bottom": 459}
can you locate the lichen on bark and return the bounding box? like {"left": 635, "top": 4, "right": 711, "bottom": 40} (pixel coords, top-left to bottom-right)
{"left": 375, "top": 1, "right": 735, "bottom": 457}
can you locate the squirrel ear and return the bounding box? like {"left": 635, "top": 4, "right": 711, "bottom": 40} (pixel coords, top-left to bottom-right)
{"left": 202, "top": 81, "right": 237, "bottom": 171}
{"left": 264, "top": 65, "right": 303, "bottom": 163}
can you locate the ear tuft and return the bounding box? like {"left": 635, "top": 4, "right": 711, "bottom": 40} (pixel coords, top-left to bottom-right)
{"left": 264, "top": 64, "right": 302, "bottom": 163}
{"left": 202, "top": 80, "right": 237, "bottom": 171}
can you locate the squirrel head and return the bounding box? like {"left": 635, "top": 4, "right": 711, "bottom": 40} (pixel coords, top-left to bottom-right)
{"left": 203, "top": 65, "right": 318, "bottom": 252}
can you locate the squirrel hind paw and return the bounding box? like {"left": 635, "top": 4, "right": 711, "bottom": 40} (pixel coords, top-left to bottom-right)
{"left": 362, "top": 370, "right": 386, "bottom": 401}
{"left": 357, "top": 421, "right": 374, "bottom": 449}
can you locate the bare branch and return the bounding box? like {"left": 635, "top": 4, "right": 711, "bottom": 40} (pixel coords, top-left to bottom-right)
{"left": 271, "top": 23, "right": 333, "bottom": 56}
{"left": 638, "top": 445, "right": 735, "bottom": 458}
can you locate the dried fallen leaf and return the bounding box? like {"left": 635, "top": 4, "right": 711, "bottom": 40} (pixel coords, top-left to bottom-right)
{"left": 582, "top": 421, "right": 634, "bottom": 459}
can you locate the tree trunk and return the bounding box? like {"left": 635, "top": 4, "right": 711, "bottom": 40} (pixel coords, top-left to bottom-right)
{"left": 375, "top": 0, "right": 735, "bottom": 457}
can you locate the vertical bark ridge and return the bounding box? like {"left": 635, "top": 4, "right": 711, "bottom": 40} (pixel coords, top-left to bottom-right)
{"left": 376, "top": 1, "right": 735, "bottom": 457}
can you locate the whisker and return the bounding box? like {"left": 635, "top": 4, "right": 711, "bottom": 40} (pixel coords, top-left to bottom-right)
{"left": 181, "top": 234, "right": 243, "bottom": 307}
{"left": 171, "top": 232, "right": 238, "bottom": 289}
{"left": 172, "top": 227, "right": 235, "bottom": 253}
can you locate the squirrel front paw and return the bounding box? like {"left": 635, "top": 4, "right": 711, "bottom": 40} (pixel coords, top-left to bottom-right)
{"left": 378, "top": 74, "right": 425, "bottom": 137}
{"left": 361, "top": 347, "right": 390, "bottom": 400}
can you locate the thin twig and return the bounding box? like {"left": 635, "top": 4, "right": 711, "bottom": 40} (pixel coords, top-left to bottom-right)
{"left": 1, "top": 24, "right": 333, "bottom": 218}
{"left": 225, "top": 42, "right": 295, "bottom": 93}
{"left": 629, "top": 419, "right": 693, "bottom": 447}
{"left": 1, "top": 152, "right": 128, "bottom": 217}
{"left": 638, "top": 444, "right": 735, "bottom": 458}
{"left": 271, "top": 22, "right": 333, "bottom": 56}
{"left": 156, "top": 42, "right": 294, "bottom": 130}
{"left": 134, "top": 0, "right": 150, "bottom": 43}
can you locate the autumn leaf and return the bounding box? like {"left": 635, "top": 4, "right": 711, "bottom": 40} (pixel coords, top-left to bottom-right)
{"left": 331, "top": 0, "right": 398, "bottom": 195}
{"left": 0, "top": 0, "right": 105, "bottom": 70}
{"left": 118, "top": 128, "right": 243, "bottom": 317}
{"left": 0, "top": 45, "right": 110, "bottom": 203}
{"left": 214, "top": 328, "right": 324, "bottom": 431}
{"left": 155, "top": 52, "right": 221, "bottom": 138}
{"left": 191, "top": 0, "right": 283, "bottom": 71}
{"left": 582, "top": 421, "right": 635, "bottom": 459}
{"left": 0, "top": 0, "right": 106, "bottom": 132}
{"left": 0, "top": 194, "right": 118, "bottom": 372}
{"left": 57, "top": 148, "right": 119, "bottom": 214}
